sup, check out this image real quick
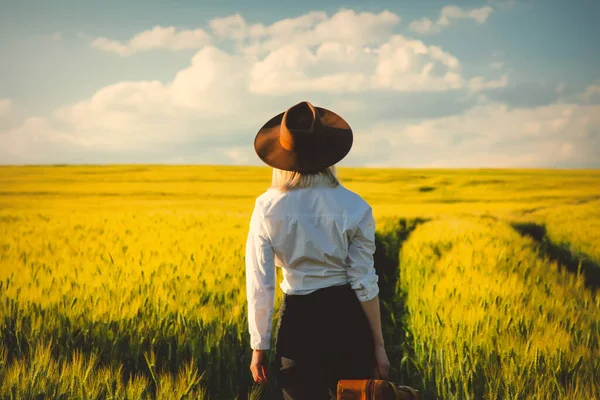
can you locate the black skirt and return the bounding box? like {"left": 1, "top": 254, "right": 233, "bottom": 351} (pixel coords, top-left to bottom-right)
{"left": 274, "top": 284, "right": 376, "bottom": 400}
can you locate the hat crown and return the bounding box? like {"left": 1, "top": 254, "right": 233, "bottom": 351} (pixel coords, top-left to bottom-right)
{"left": 280, "top": 101, "right": 323, "bottom": 151}
{"left": 253, "top": 100, "right": 353, "bottom": 172}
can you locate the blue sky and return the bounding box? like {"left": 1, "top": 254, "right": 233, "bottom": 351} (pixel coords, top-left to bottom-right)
{"left": 1, "top": 0, "right": 599, "bottom": 167}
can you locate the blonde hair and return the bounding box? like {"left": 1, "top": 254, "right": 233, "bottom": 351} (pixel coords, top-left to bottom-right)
{"left": 271, "top": 166, "right": 340, "bottom": 191}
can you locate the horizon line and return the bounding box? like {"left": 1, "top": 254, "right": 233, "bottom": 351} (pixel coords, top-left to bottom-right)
{"left": 1, "top": 163, "right": 599, "bottom": 172}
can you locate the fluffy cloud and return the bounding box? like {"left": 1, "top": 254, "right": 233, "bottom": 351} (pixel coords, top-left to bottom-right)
{"left": 469, "top": 75, "right": 508, "bottom": 92}
{"left": 209, "top": 13, "right": 252, "bottom": 42}
{"left": 409, "top": 6, "right": 493, "bottom": 34}
{"left": 48, "top": 48, "right": 256, "bottom": 149}
{"left": 0, "top": 98, "right": 12, "bottom": 117}
{"left": 0, "top": 116, "right": 86, "bottom": 164}
{"left": 85, "top": 9, "right": 482, "bottom": 94}
{"left": 24, "top": 44, "right": 301, "bottom": 153}
{"left": 84, "top": 10, "right": 469, "bottom": 101}
{"left": 249, "top": 34, "right": 465, "bottom": 94}
{"left": 3, "top": 93, "right": 599, "bottom": 166}
{"left": 0, "top": 98, "right": 21, "bottom": 131}
{"left": 354, "top": 99, "right": 600, "bottom": 168}
{"left": 91, "top": 26, "right": 211, "bottom": 56}
{"left": 583, "top": 84, "right": 600, "bottom": 102}
{"left": 210, "top": 9, "right": 400, "bottom": 55}
{"left": 4, "top": 9, "right": 597, "bottom": 168}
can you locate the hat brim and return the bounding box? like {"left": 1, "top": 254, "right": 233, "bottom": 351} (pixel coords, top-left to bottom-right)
{"left": 254, "top": 107, "right": 353, "bottom": 172}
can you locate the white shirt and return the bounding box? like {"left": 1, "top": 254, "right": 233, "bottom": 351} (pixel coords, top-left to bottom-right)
{"left": 245, "top": 184, "right": 380, "bottom": 350}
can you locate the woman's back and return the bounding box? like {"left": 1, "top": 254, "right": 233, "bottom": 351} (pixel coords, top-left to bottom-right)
{"left": 250, "top": 184, "right": 378, "bottom": 298}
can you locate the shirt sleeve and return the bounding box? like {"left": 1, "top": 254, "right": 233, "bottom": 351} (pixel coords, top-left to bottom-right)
{"left": 245, "top": 202, "right": 276, "bottom": 350}
{"left": 347, "top": 206, "right": 379, "bottom": 302}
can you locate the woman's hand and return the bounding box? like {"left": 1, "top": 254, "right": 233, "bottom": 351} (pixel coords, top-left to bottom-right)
{"left": 250, "top": 349, "right": 269, "bottom": 384}
{"left": 374, "top": 344, "right": 390, "bottom": 380}
{"left": 358, "top": 296, "right": 389, "bottom": 379}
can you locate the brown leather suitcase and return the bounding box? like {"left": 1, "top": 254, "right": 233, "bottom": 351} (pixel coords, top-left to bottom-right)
{"left": 337, "top": 379, "right": 420, "bottom": 400}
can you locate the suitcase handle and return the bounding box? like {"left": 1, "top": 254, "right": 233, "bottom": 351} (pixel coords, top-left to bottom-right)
{"left": 390, "top": 383, "right": 420, "bottom": 400}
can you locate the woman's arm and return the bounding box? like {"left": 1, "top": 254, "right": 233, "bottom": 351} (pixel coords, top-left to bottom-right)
{"left": 359, "top": 295, "right": 384, "bottom": 347}
{"left": 359, "top": 295, "right": 390, "bottom": 379}
{"left": 347, "top": 207, "right": 390, "bottom": 379}
{"left": 245, "top": 203, "right": 276, "bottom": 384}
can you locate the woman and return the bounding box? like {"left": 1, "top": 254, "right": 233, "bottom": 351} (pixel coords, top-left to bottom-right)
{"left": 246, "top": 101, "right": 390, "bottom": 399}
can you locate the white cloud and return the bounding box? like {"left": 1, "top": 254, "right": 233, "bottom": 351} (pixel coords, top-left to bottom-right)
{"left": 170, "top": 46, "right": 251, "bottom": 112}
{"left": 370, "top": 38, "right": 463, "bottom": 92}
{"left": 249, "top": 44, "right": 363, "bottom": 94}
{"left": 3, "top": 8, "right": 598, "bottom": 168}
{"left": 53, "top": 81, "right": 174, "bottom": 148}
{"left": 469, "top": 75, "right": 508, "bottom": 92}
{"left": 0, "top": 116, "right": 84, "bottom": 163}
{"left": 401, "top": 102, "right": 586, "bottom": 143}
{"left": 583, "top": 84, "right": 600, "bottom": 102}
{"left": 209, "top": 13, "right": 251, "bottom": 42}
{"left": 49, "top": 46, "right": 255, "bottom": 149}
{"left": 211, "top": 9, "right": 400, "bottom": 55}
{"left": 489, "top": 61, "right": 504, "bottom": 70}
{"left": 249, "top": 34, "right": 465, "bottom": 94}
{"left": 356, "top": 100, "right": 600, "bottom": 167}
{"left": 3, "top": 92, "right": 599, "bottom": 166}
{"left": 409, "top": 5, "right": 493, "bottom": 34}
{"left": 0, "top": 98, "right": 12, "bottom": 117}
{"left": 408, "top": 19, "right": 435, "bottom": 36}
{"left": 86, "top": 9, "right": 463, "bottom": 95}
{"left": 225, "top": 146, "right": 254, "bottom": 164}
{"left": 91, "top": 26, "right": 211, "bottom": 56}
{"left": 0, "top": 98, "right": 21, "bottom": 131}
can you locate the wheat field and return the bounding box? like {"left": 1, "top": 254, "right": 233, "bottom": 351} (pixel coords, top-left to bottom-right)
{"left": 0, "top": 166, "right": 599, "bottom": 399}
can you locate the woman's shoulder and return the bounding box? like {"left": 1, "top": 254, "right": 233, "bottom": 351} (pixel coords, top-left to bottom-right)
{"left": 253, "top": 188, "right": 287, "bottom": 212}
{"left": 253, "top": 185, "right": 371, "bottom": 217}
{"left": 254, "top": 187, "right": 278, "bottom": 203}
{"left": 335, "top": 185, "right": 371, "bottom": 210}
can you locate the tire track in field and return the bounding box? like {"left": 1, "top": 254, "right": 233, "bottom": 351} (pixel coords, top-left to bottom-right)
{"left": 511, "top": 222, "right": 600, "bottom": 292}
{"left": 396, "top": 216, "right": 600, "bottom": 399}
{"left": 374, "top": 218, "right": 429, "bottom": 395}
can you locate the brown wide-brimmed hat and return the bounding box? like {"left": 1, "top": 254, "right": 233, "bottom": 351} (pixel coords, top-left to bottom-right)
{"left": 254, "top": 101, "right": 353, "bottom": 173}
